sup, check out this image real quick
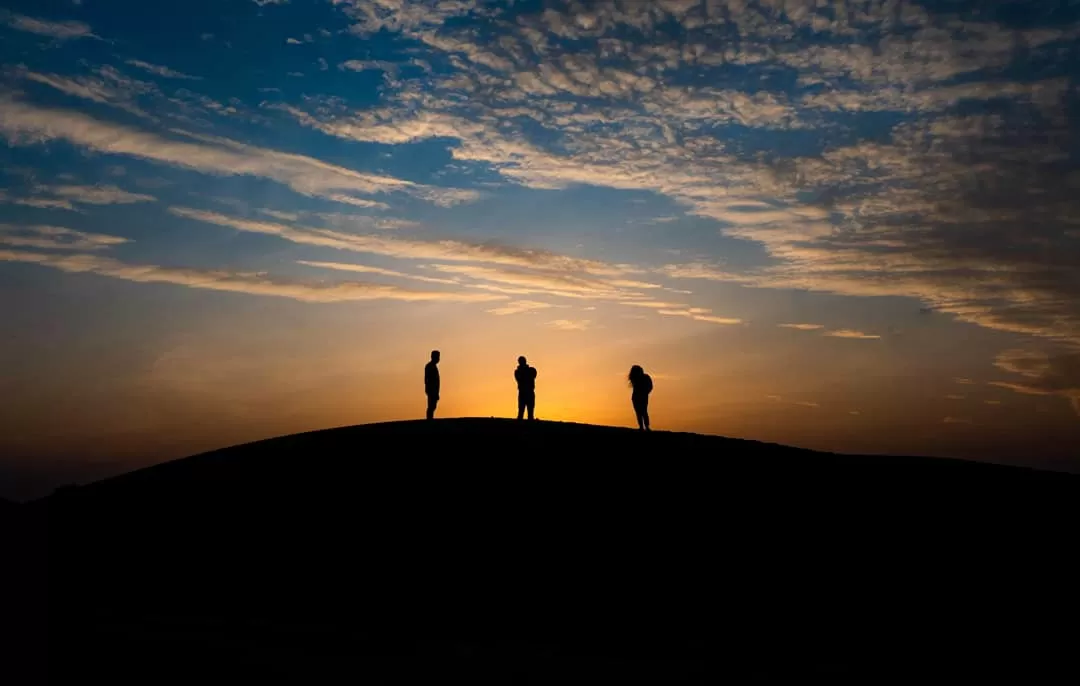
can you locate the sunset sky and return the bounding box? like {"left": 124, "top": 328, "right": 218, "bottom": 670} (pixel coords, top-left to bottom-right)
{"left": 2, "top": 0, "right": 1079, "bottom": 499}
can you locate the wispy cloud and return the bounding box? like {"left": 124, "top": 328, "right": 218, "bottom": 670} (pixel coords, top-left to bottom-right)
{"left": 167, "top": 207, "right": 718, "bottom": 316}
{"left": 0, "top": 97, "right": 477, "bottom": 210}
{"left": 13, "top": 66, "right": 157, "bottom": 120}
{"left": 169, "top": 207, "right": 639, "bottom": 277}
{"left": 124, "top": 59, "right": 202, "bottom": 81}
{"left": 0, "top": 224, "right": 128, "bottom": 251}
{"left": 621, "top": 300, "right": 741, "bottom": 325}
{"left": 823, "top": 329, "right": 881, "bottom": 340}
{"left": 297, "top": 259, "right": 459, "bottom": 285}
{"left": 38, "top": 184, "right": 156, "bottom": 206}
{"left": 766, "top": 395, "right": 821, "bottom": 409}
{"left": 943, "top": 417, "right": 974, "bottom": 425}
{"left": 0, "top": 249, "right": 507, "bottom": 304}
{"left": 0, "top": 191, "right": 77, "bottom": 212}
{"left": 258, "top": 209, "right": 301, "bottom": 222}
{"left": 779, "top": 323, "right": 825, "bottom": 331}
{"left": 486, "top": 300, "right": 559, "bottom": 316}
{"left": 991, "top": 349, "right": 1080, "bottom": 415}
{"left": 339, "top": 59, "right": 400, "bottom": 74}
{"left": 428, "top": 263, "right": 640, "bottom": 300}
{"left": 1, "top": 11, "right": 96, "bottom": 40}
{"left": 547, "top": 319, "right": 590, "bottom": 331}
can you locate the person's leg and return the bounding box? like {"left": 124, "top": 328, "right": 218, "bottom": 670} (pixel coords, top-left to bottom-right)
{"left": 633, "top": 398, "right": 644, "bottom": 429}
{"left": 427, "top": 395, "right": 437, "bottom": 420}
{"left": 642, "top": 398, "right": 650, "bottom": 430}
{"left": 527, "top": 392, "right": 535, "bottom": 420}
{"left": 517, "top": 392, "right": 525, "bottom": 420}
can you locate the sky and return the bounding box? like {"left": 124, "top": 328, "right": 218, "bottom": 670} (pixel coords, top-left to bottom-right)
{"left": 2, "top": 0, "right": 1079, "bottom": 499}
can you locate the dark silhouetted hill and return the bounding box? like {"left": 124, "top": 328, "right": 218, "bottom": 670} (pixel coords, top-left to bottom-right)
{"left": 33, "top": 419, "right": 1080, "bottom": 684}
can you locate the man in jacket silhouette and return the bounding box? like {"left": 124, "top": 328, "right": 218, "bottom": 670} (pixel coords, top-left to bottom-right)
{"left": 425, "top": 350, "right": 440, "bottom": 419}
{"left": 514, "top": 355, "right": 537, "bottom": 420}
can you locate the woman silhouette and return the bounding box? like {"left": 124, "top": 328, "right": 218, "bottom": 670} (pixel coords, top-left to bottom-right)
{"left": 628, "top": 365, "right": 653, "bottom": 431}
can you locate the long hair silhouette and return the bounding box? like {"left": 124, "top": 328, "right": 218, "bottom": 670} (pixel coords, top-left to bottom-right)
{"left": 628, "top": 364, "right": 645, "bottom": 388}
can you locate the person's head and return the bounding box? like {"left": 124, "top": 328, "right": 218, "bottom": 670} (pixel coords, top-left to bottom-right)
{"left": 628, "top": 365, "right": 644, "bottom": 385}
{"left": 431, "top": 350, "right": 440, "bottom": 363}
{"left": 518, "top": 355, "right": 527, "bottom": 366}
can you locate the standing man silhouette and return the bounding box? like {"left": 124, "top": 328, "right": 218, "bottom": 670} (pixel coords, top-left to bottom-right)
{"left": 628, "top": 364, "right": 653, "bottom": 431}
{"left": 425, "top": 350, "right": 440, "bottom": 420}
{"left": 514, "top": 355, "right": 537, "bottom": 420}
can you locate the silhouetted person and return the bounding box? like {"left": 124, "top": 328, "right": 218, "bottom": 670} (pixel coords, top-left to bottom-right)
{"left": 628, "top": 365, "right": 653, "bottom": 431}
{"left": 514, "top": 355, "right": 537, "bottom": 420}
{"left": 425, "top": 350, "right": 440, "bottom": 419}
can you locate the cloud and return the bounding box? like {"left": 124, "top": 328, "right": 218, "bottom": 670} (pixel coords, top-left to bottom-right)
{"left": 258, "top": 209, "right": 301, "bottom": 222}
{"left": 1, "top": 11, "right": 95, "bottom": 40}
{"left": 171, "top": 207, "right": 722, "bottom": 316}
{"left": 656, "top": 307, "right": 742, "bottom": 325}
{"left": 312, "top": 213, "right": 418, "bottom": 231}
{"left": 333, "top": 0, "right": 479, "bottom": 36}
{"left": 168, "top": 207, "right": 637, "bottom": 276}
{"left": 297, "top": 259, "right": 459, "bottom": 285}
{"left": 991, "top": 349, "right": 1080, "bottom": 415}
{"left": 38, "top": 184, "right": 156, "bottom": 205}
{"left": 305, "top": 0, "right": 1080, "bottom": 352}
{"left": 766, "top": 395, "right": 821, "bottom": 409}
{"left": 0, "top": 224, "right": 128, "bottom": 251}
{"left": 0, "top": 190, "right": 77, "bottom": 212}
{"left": 0, "top": 97, "right": 469, "bottom": 209}
{"left": 323, "top": 195, "right": 392, "bottom": 210}
{"left": 779, "top": 323, "right": 824, "bottom": 331}
{"left": 823, "top": 329, "right": 881, "bottom": 340}
{"left": 12, "top": 66, "right": 158, "bottom": 120}
{"left": 124, "top": 60, "right": 202, "bottom": 81}
{"left": 943, "top": 417, "right": 974, "bottom": 425}
{"left": 0, "top": 249, "right": 506, "bottom": 304}
{"left": 486, "top": 300, "right": 559, "bottom": 316}
{"left": 547, "top": 319, "right": 590, "bottom": 331}
{"left": 428, "top": 263, "right": 641, "bottom": 300}
{"left": 339, "top": 59, "right": 400, "bottom": 74}
{"left": 619, "top": 299, "right": 741, "bottom": 325}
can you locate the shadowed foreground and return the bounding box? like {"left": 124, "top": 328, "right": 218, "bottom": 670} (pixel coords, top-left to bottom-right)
{"left": 27, "top": 419, "right": 1080, "bottom": 683}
